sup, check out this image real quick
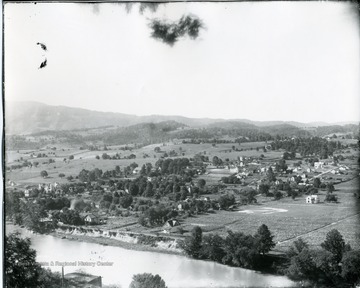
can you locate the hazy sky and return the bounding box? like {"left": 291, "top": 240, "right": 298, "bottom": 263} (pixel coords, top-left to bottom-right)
{"left": 4, "top": 2, "right": 360, "bottom": 123}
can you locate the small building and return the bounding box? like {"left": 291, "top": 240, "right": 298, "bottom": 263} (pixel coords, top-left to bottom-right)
{"left": 177, "top": 203, "right": 184, "bottom": 211}
{"left": 84, "top": 214, "right": 100, "bottom": 225}
{"left": 314, "top": 162, "right": 324, "bottom": 169}
{"left": 132, "top": 167, "right": 141, "bottom": 174}
{"left": 64, "top": 272, "right": 102, "bottom": 288}
{"left": 24, "top": 189, "right": 31, "bottom": 198}
{"left": 164, "top": 219, "right": 180, "bottom": 228}
{"left": 306, "top": 195, "right": 319, "bottom": 204}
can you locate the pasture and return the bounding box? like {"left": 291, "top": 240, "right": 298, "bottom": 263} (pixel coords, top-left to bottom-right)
{"left": 180, "top": 177, "right": 360, "bottom": 252}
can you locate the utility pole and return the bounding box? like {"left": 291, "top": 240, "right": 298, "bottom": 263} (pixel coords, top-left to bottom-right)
{"left": 61, "top": 266, "right": 64, "bottom": 288}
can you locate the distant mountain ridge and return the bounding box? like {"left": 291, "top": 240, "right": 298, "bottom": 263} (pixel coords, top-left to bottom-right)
{"left": 5, "top": 101, "right": 359, "bottom": 135}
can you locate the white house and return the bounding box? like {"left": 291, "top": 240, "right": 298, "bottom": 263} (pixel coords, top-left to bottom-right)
{"left": 306, "top": 195, "right": 319, "bottom": 204}
{"left": 314, "top": 162, "right": 324, "bottom": 169}
{"left": 24, "top": 189, "right": 30, "bottom": 198}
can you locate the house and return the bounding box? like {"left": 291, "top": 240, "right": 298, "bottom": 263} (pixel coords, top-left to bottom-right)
{"left": 132, "top": 167, "right": 141, "bottom": 174}
{"left": 331, "top": 169, "right": 340, "bottom": 175}
{"left": 339, "top": 166, "right": 347, "bottom": 172}
{"left": 24, "top": 189, "right": 31, "bottom": 198}
{"left": 306, "top": 195, "right": 320, "bottom": 204}
{"left": 84, "top": 214, "right": 100, "bottom": 225}
{"left": 177, "top": 203, "right": 184, "bottom": 211}
{"left": 314, "top": 162, "right": 324, "bottom": 169}
{"left": 64, "top": 272, "right": 102, "bottom": 288}
{"left": 163, "top": 219, "right": 180, "bottom": 229}
{"left": 163, "top": 219, "right": 180, "bottom": 233}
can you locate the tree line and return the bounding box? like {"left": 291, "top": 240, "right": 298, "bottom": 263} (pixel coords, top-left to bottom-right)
{"left": 181, "top": 224, "right": 275, "bottom": 270}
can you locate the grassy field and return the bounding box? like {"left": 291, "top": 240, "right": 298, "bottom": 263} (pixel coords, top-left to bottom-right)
{"left": 5, "top": 141, "right": 278, "bottom": 185}
{"left": 179, "top": 177, "right": 359, "bottom": 252}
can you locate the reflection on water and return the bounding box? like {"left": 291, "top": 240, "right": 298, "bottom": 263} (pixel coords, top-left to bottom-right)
{"left": 6, "top": 225, "right": 295, "bottom": 288}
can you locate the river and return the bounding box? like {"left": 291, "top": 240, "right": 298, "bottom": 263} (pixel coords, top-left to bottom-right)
{"left": 6, "top": 225, "right": 295, "bottom": 288}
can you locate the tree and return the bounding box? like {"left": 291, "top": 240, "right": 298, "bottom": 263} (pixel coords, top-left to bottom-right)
{"left": 129, "top": 273, "right": 167, "bottom": 288}
{"left": 286, "top": 248, "right": 318, "bottom": 283}
{"left": 258, "top": 183, "right": 270, "bottom": 196}
{"left": 197, "top": 179, "right": 206, "bottom": 189}
{"left": 313, "top": 177, "right": 321, "bottom": 188}
{"left": 266, "top": 167, "right": 276, "bottom": 182}
{"left": 5, "top": 233, "right": 45, "bottom": 288}
{"left": 40, "top": 170, "right": 48, "bottom": 178}
{"left": 321, "top": 229, "right": 347, "bottom": 262}
{"left": 218, "top": 194, "right": 235, "bottom": 210}
{"left": 325, "top": 192, "right": 338, "bottom": 203}
{"left": 68, "top": 155, "right": 74, "bottom": 160}
{"left": 200, "top": 234, "right": 225, "bottom": 262}
{"left": 273, "top": 189, "right": 283, "bottom": 200}
{"left": 212, "top": 156, "right": 222, "bottom": 166}
{"left": 222, "top": 230, "right": 260, "bottom": 269}
{"left": 144, "top": 182, "right": 154, "bottom": 197}
{"left": 120, "top": 194, "right": 133, "bottom": 208}
{"left": 58, "top": 173, "right": 65, "bottom": 178}
{"left": 254, "top": 224, "right": 275, "bottom": 255}
{"left": 182, "top": 226, "right": 203, "bottom": 259}
{"left": 327, "top": 182, "right": 335, "bottom": 193}
{"left": 341, "top": 250, "right": 360, "bottom": 285}
{"left": 22, "top": 202, "right": 50, "bottom": 233}
{"left": 275, "top": 159, "right": 287, "bottom": 172}
{"left": 287, "top": 238, "right": 309, "bottom": 258}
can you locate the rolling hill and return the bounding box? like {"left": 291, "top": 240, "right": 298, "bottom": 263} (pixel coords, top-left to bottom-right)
{"left": 5, "top": 101, "right": 359, "bottom": 137}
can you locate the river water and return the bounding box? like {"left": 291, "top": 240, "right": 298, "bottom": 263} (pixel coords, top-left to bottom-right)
{"left": 6, "top": 225, "right": 295, "bottom": 288}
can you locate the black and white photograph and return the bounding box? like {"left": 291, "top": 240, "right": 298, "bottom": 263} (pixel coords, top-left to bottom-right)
{"left": 3, "top": 1, "right": 360, "bottom": 287}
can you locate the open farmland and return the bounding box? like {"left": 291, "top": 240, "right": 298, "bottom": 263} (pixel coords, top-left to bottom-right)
{"left": 180, "top": 177, "right": 360, "bottom": 252}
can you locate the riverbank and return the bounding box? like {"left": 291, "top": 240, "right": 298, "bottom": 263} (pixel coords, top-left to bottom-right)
{"left": 50, "top": 229, "right": 184, "bottom": 256}
{"left": 7, "top": 222, "right": 289, "bottom": 277}
{"left": 51, "top": 227, "right": 288, "bottom": 276}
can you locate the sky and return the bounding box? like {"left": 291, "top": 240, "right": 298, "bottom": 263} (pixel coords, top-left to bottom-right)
{"left": 4, "top": 1, "right": 360, "bottom": 123}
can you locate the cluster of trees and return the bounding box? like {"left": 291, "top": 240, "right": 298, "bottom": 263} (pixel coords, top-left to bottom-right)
{"left": 129, "top": 273, "right": 167, "bottom": 288}
{"left": 5, "top": 189, "right": 86, "bottom": 232}
{"left": 52, "top": 208, "right": 84, "bottom": 226}
{"left": 138, "top": 204, "right": 176, "bottom": 227}
{"left": 271, "top": 137, "right": 344, "bottom": 159}
{"left": 221, "top": 175, "right": 242, "bottom": 184}
{"left": 154, "top": 158, "right": 192, "bottom": 175}
{"left": 182, "top": 225, "right": 276, "bottom": 269}
{"left": 286, "top": 229, "right": 360, "bottom": 287}
{"left": 5, "top": 233, "right": 63, "bottom": 288}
